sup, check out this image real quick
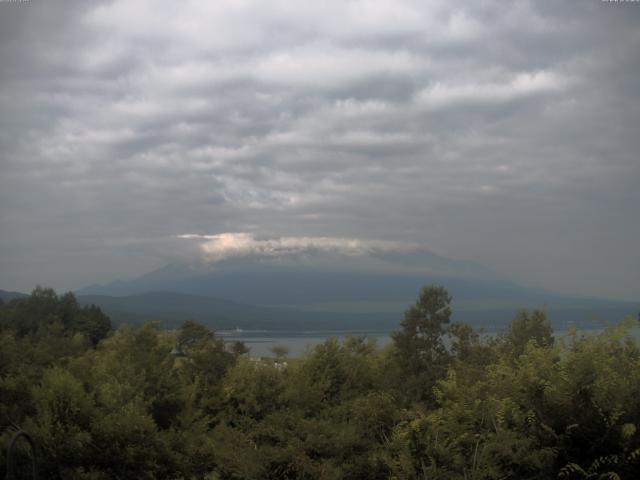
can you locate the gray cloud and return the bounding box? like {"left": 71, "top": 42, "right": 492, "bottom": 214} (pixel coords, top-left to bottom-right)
{"left": 0, "top": 0, "right": 639, "bottom": 300}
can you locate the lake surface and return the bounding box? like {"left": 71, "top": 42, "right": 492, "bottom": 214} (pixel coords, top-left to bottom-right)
{"left": 219, "top": 325, "right": 640, "bottom": 358}
{"left": 218, "top": 329, "right": 394, "bottom": 357}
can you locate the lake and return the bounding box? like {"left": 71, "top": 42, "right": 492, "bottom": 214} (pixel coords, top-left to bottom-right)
{"left": 218, "top": 325, "right": 640, "bottom": 358}
{"left": 218, "top": 329, "right": 394, "bottom": 357}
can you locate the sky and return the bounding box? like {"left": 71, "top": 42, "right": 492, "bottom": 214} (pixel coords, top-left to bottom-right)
{"left": 0, "top": 0, "right": 639, "bottom": 300}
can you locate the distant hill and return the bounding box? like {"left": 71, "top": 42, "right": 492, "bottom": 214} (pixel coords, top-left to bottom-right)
{"left": 0, "top": 289, "right": 28, "bottom": 303}
{"left": 2, "top": 285, "right": 637, "bottom": 331}
{"left": 73, "top": 290, "right": 639, "bottom": 332}
{"left": 76, "top": 250, "right": 640, "bottom": 331}
{"left": 76, "top": 291, "right": 396, "bottom": 330}
{"left": 76, "top": 250, "right": 527, "bottom": 305}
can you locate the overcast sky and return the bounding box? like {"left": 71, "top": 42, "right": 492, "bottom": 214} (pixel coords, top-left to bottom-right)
{"left": 0, "top": 0, "right": 638, "bottom": 300}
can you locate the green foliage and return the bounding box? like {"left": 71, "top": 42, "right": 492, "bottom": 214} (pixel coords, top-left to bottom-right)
{"left": 503, "top": 309, "right": 554, "bottom": 359}
{"left": 0, "top": 286, "right": 111, "bottom": 346}
{"left": 391, "top": 285, "right": 453, "bottom": 403}
{"left": 2, "top": 286, "right": 640, "bottom": 479}
{"left": 271, "top": 344, "right": 289, "bottom": 360}
{"left": 75, "top": 305, "right": 111, "bottom": 347}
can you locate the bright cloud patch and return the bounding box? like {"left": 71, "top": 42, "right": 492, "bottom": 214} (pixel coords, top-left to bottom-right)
{"left": 178, "top": 233, "right": 418, "bottom": 263}
{"left": 417, "top": 71, "right": 570, "bottom": 109}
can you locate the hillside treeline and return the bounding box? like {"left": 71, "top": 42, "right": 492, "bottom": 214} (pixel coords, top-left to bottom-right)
{"left": 1, "top": 286, "right": 639, "bottom": 479}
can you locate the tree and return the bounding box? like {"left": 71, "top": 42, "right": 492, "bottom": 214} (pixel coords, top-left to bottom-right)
{"left": 177, "top": 320, "right": 213, "bottom": 352}
{"left": 0, "top": 288, "right": 111, "bottom": 347}
{"left": 392, "top": 285, "right": 452, "bottom": 403}
{"left": 504, "top": 309, "right": 554, "bottom": 359}
{"left": 230, "top": 340, "right": 249, "bottom": 357}
{"left": 75, "top": 304, "right": 111, "bottom": 346}
{"left": 271, "top": 344, "right": 289, "bottom": 360}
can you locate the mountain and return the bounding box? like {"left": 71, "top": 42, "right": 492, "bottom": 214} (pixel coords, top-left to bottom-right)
{"left": 76, "top": 291, "right": 394, "bottom": 330}
{"left": 77, "top": 249, "right": 640, "bottom": 330}
{"left": 78, "top": 249, "right": 499, "bottom": 300}
{"left": 0, "top": 289, "right": 28, "bottom": 303}
{"left": 78, "top": 249, "right": 502, "bottom": 298}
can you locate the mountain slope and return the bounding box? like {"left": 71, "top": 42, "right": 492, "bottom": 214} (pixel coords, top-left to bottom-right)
{"left": 76, "top": 250, "right": 640, "bottom": 330}
{"left": 0, "top": 289, "right": 28, "bottom": 303}
{"left": 77, "top": 291, "right": 395, "bottom": 330}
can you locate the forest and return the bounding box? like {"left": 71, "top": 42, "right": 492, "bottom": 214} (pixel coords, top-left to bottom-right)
{"left": 1, "top": 286, "right": 639, "bottom": 479}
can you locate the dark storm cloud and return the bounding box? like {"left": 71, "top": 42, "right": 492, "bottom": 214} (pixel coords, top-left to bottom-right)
{"left": 0, "top": 0, "right": 638, "bottom": 299}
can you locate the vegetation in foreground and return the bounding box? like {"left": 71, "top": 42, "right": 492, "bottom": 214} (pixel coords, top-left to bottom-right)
{"left": 1, "top": 286, "right": 639, "bottom": 479}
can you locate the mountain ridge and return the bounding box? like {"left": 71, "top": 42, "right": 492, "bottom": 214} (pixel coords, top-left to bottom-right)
{"left": 73, "top": 248, "right": 639, "bottom": 330}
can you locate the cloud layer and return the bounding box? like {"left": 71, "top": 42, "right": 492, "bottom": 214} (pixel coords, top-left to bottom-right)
{"left": 178, "top": 232, "right": 419, "bottom": 263}
{"left": 0, "top": 0, "right": 639, "bottom": 299}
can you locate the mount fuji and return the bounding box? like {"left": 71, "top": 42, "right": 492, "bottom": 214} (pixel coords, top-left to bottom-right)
{"left": 75, "top": 240, "right": 639, "bottom": 331}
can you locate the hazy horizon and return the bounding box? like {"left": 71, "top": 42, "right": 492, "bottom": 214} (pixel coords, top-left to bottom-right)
{"left": 1, "top": 1, "right": 639, "bottom": 301}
